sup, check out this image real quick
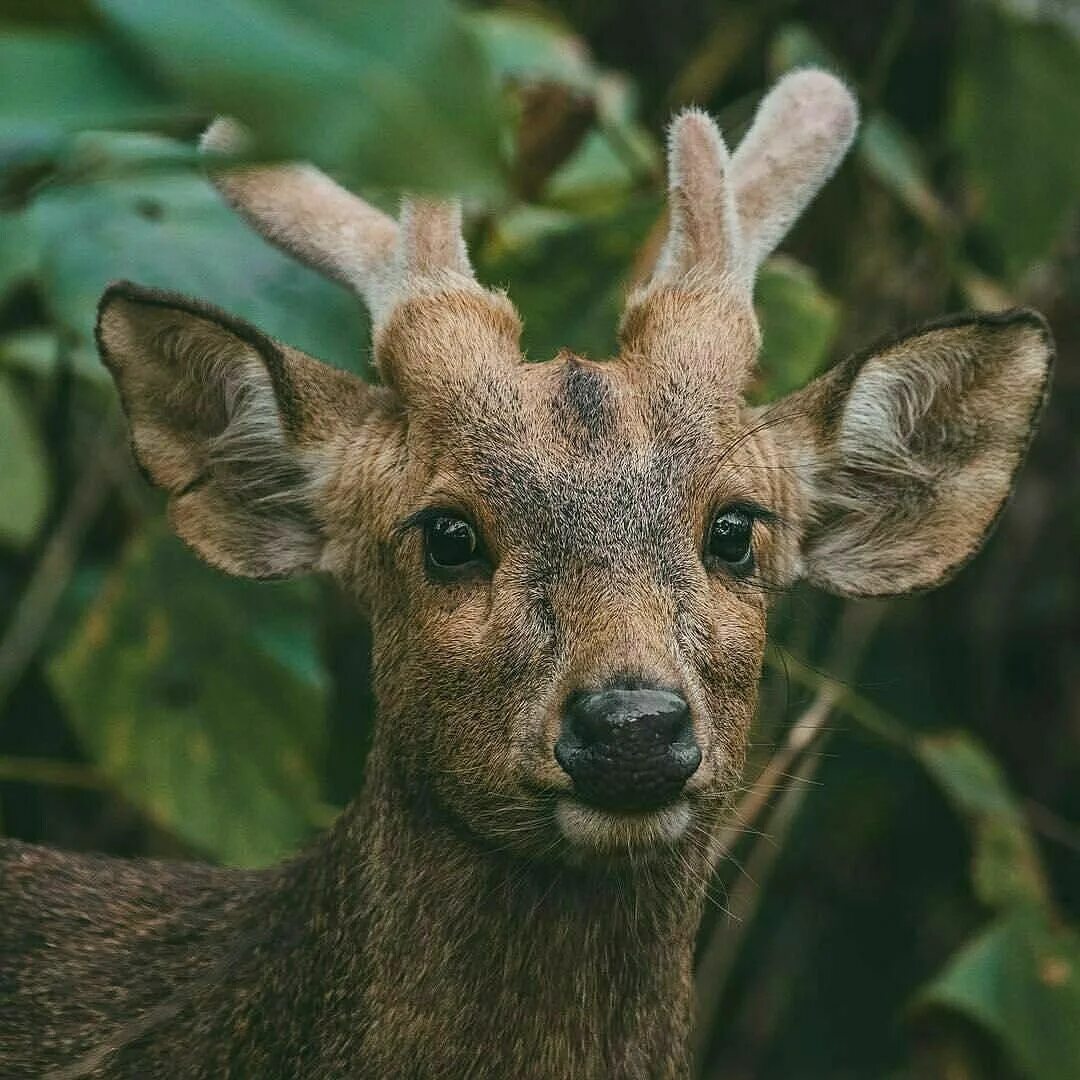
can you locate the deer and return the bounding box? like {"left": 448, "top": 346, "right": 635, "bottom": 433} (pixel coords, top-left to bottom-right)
{"left": 0, "top": 69, "right": 1053, "bottom": 1079}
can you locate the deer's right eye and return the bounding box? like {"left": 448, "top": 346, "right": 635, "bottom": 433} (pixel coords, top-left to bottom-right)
{"left": 424, "top": 513, "right": 480, "bottom": 570}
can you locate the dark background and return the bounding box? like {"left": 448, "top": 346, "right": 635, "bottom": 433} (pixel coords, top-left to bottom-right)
{"left": 0, "top": 1, "right": 1077, "bottom": 1077}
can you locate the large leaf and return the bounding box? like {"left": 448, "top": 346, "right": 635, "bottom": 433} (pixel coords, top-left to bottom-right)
{"left": 50, "top": 527, "right": 329, "bottom": 866}
{"left": 0, "top": 374, "right": 49, "bottom": 548}
{"left": 472, "top": 9, "right": 594, "bottom": 92}
{"left": 23, "top": 132, "right": 368, "bottom": 377}
{"left": 473, "top": 10, "right": 658, "bottom": 210}
{"left": 953, "top": 2, "right": 1080, "bottom": 278}
{"left": 919, "top": 908, "right": 1080, "bottom": 1080}
{"left": 0, "top": 328, "right": 112, "bottom": 385}
{"left": 917, "top": 732, "right": 1048, "bottom": 911}
{"left": 753, "top": 256, "right": 838, "bottom": 400}
{"left": 481, "top": 197, "right": 659, "bottom": 361}
{"left": 93, "top": 0, "right": 505, "bottom": 195}
{"left": 0, "top": 30, "right": 176, "bottom": 146}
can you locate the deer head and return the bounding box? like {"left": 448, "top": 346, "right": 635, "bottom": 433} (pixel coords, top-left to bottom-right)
{"left": 96, "top": 71, "right": 1052, "bottom": 861}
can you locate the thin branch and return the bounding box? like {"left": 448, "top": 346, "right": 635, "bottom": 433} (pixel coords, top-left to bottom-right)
{"left": 769, "top": 648, "right": 912, "bottom": 753}
{"left": 0, "top": 431, "right": 121, "bottom": 712}
{"left": 692, "top": 601, "right": 889, "bottom": 1073}
{"left": 1024, "top": 799, "right": 1080, "bottom": 857}
{"left": 859, "top": 0, "right": 916, "bottom": 111}
{"left": 0, "top": 755, "right": 108, "bottom": 790}
{"left": 711, "top": 601, "right": 891, "bottom": 867}
{"left": 710, "top": 676, "right": 840, "bottom": 865}
{"left": 693, "top": 747, "right": 824, "bottom": 1074}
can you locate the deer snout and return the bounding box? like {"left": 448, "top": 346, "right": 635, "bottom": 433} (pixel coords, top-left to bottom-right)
{"left": 554, "top": 686, "right": 701, "bottom": 811}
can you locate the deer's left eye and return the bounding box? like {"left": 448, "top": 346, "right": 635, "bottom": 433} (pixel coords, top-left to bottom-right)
{"left": 424, "top": 514, "right": 479, "bottom": 569}
{"left": 707, "top": 508, "right": 754, "bottom": 568}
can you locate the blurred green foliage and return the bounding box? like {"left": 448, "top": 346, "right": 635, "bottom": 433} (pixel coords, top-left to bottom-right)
{"left": 50, "top": 525, "right": 329, "bottom": 866}
{"left": 1, "top": 1, "right": 1078, "bottom": 1078}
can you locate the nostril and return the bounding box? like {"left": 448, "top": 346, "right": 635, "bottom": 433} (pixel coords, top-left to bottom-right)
{"left": 556, "top": 686, "right": 701, "bottom": 811}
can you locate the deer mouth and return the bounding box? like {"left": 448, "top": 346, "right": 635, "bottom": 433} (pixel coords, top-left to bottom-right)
{"left": 554, "top": 795, "right": 692, "bottom": 853}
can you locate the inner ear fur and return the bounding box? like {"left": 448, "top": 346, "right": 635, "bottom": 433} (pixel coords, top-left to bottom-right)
{"left": 774, "top": 309, "right": 1054, "bottom": 597}
{"left": 97, "top": 281, "right": 373, "bottom": 579}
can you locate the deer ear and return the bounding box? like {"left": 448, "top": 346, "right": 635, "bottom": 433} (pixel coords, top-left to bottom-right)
{"left": 97, "top": 282, "right": 372, "bottom": 579}
{"left": 775, "top": 310, "right": 1053, "bottom": 597}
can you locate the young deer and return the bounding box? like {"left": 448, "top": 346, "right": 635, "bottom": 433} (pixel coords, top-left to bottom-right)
{"left": 0, "top": 70, "right": 1053, "bottom": 1079}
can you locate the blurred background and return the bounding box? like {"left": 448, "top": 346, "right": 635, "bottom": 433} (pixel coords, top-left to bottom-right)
{"left": 0, "top": 0, "right": 1078, "bottom": 1077}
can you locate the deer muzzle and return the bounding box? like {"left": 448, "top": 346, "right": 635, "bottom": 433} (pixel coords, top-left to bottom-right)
{"left": 554, "top": 686, "right": 701, "bottom": 811}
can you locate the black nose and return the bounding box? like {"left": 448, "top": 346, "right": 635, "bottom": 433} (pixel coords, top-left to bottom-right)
{"left": 555, "top": 686, "right": 701, "bottom": 811}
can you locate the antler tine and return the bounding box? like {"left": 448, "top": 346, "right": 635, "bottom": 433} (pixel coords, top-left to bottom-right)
{"left": 201, "top": 119, "right": 399, "bottom": 318}
{"left": 201, "top": 120, "right": 518, "bottom": 399}
{"left": 396, "top": 198, "right": 473, "bottom": 280}
{"left": 650, "top": 108, "right": 743, "bottom": 289}
{"left": 619, "top": 108, "right": 761, "bottom": 382}
{"left": 731, "top": 69, "right": 858, "bottom": 273}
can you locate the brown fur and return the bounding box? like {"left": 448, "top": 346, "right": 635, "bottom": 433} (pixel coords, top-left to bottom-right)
{"left": 0, "top": 71, "right": 1055, "bottom": 1078}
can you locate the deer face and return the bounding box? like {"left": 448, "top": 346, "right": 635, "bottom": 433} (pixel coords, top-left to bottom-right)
{"left": 351, "top": 311, "right": 789, "bottom": 856}
{"left": 97, "top": 72, "right": 1052, "bottom": 861}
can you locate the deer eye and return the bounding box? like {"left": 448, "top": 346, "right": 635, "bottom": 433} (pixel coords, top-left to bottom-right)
{"left": 707, "top": 508, "right": 754, "bottom": 568}
{"left": 424, "top": 513, "right": 480, "bottom": 569}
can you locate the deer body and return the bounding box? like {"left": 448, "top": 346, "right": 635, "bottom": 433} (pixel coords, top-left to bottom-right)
{"left": 0, "top": 70, "right": 1053, "bottom": 1078}
{"left": 3, "top": 766, "right": 702, "bottom": 1077}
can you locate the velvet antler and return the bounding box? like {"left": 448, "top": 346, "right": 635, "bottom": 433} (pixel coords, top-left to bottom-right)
{"left": 621, "top": 69, "right": 857, "bottom": 381}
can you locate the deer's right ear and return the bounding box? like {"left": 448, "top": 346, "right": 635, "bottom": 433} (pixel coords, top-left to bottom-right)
{"left": 772, "top": 309, "right": 1053, "bottom": 597}
{"left": 97, "top": 282, "right": 374, "bottom": 579}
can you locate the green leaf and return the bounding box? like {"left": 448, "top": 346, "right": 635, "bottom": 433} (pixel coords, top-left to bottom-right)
{"left": 49, "top": 526, "right": 329, "bottom": 866}
{"left": 545, "top": 75, "right": 658, "bottom": 213}
{"left": 753, "top": 256, "right": 838, "bottom": 400}
{"left": 25, "top": 133, "right": 368, "bottom": 377}
{"left": 917, "top": 732, "right": 1048, "bottom": 910}
{"left": 768, "top": 22, "right": 840, "bottom": 77}
{"left": 0, "top": 211, "right": 39, "bottom": 300}
{"left": 93, "top": 0, "right": 505, "bottom": 195}
{"left": 0, "top": 30, "right": 177, "bottom": 146}
{"left": 480, "top": 197, "right": 659, "bottom": 361}
{"left": 0, "top": 328, "right": 112, "bottom": 385}
{"left": 0, "top": 374, "right": 49, "bottom": 548}
{"left": 0, "top": 330, "right": 55, "bottom": 378}
{"left": 472, "top": 9, "right": 594, "bottom": 92}
{"left": 953, "top": 2, "right": 1080, "bottom": 278}
{"left": 919, "top": 908, "right": 1080, "bottom": 1080}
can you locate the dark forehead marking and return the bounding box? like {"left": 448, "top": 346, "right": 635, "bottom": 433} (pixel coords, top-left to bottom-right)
{"left": 441, "top": 360, "right": 770, "bottom": 547}
{"left": 552, "top": 356, "right": 616, "bottom": 450}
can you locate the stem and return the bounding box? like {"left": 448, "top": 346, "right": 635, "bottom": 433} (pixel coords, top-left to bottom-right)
{"left": 711, "top": 601, "right": 892, "bottom": 866}
{"left": 693, "top": 601, "right": 889, "bottom": 1073}
{"left": 0, "top": 755, "right": 107, "bottom": 790}
{"left": 765, "top": 647, "right": 912, "bottom": 753}
{"left": 693, "top": 747, "right": 824, "bottom": 1075}
{"left": 0, "top": 432, "right": 119, "bottom": 712}
{"left": 1024, "top": 799, "right": 1080, "bottom": 857}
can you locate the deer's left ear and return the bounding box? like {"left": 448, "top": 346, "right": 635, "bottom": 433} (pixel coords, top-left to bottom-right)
{"left": 97, "top": 281, "right": 377, "bottom": 579}
{"left": 773, "top": 310, "right": 1053, "bottom": 597}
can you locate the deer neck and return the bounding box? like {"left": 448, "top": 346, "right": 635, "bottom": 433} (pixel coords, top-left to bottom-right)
{"left": 301, "top": 748, "right": 707, "bottom": 1078}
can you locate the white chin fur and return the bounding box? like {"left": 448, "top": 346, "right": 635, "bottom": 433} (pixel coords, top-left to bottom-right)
{"left": 555, "top": 798, "right": 691, "bottom": 852}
